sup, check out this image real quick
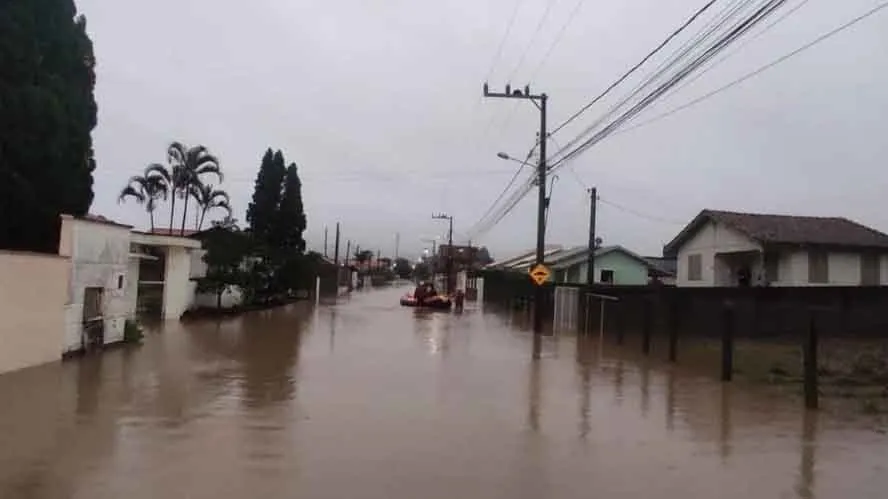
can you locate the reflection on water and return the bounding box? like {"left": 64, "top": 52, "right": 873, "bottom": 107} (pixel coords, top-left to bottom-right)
{"left": 0, "top": 289, "right": 885, "bottom": 499}
{"left": 798, "top": 409, "right": 819, "bottom": 499}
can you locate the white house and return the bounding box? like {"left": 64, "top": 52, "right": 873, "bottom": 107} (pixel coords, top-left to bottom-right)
{"left": 491, "top": 245, "right": 674, "bottom": 285}
{"left": 58, "top": 214, "right": 134, "bottom": 353}
{"left": 130, "top": 230, "right": 203, "bottom": 319}
{"left": 664, "top": 209, "right": 888, "bottom": 287}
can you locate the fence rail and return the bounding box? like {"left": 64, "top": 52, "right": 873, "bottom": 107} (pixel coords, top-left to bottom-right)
{"left": 481, "top": 269, "right": 888, "bottom": 410}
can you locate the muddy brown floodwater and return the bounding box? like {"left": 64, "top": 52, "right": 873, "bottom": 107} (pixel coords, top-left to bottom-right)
{"left": 1, "top": 285, "right": 886, "bottom": 499}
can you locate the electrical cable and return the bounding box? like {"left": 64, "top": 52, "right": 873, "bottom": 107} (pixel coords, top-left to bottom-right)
{"left": 527, "top": 0, "right": 588, "bottom": 80}
{"left": 613, "top": 0, "right": 888, "bottom": 137}
{"left": 550, "top": 0, "right": 776, "bottom": 161}
{"left": 507, "top": 0, "right": 561, "bottom": 82}
{"left": 467, "top": 144, "right": 538, "bottom": 237}
{"left": 597, "top": 197, "right": 686, "bottom": 225}
{"left": 470, "top": 0, "right": 790, "bottom": 240}
{"left": 549, "top": 0, "right": 788, "bottom": 170}
{"left": 549, "top": 0, "right": 720, "bottom": 136}
{"left": 650, "top": 0, "right": 812, "bottom": 113}
{"left": 485, "top": 0, "right": 529, "bottom": 82}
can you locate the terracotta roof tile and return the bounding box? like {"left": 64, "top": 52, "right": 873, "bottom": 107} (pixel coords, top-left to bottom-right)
{"left": 664, "top": 209, "right": 888, "bottom": 256}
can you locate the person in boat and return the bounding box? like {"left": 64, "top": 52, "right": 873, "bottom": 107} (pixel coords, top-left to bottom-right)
{"left": 414, "top": 281, "right": 438, "bottom": 305}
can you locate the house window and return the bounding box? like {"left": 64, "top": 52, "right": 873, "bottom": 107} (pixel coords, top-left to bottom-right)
{"left": 118, "top": 275, "right": 125, "bottom": 289}
{"left": 860, "top": 254, "right": 880, "bottom": 286}
{"left": 764, "top": 252, "right": 780, "bottom": 282}
{"left": 600, "top": 269, "right": 614, "bottom": 284}
{"left": 687, "top": 254, "right": 702, "bottom": 281}
{"left": 808, "top": 251, "right": 829, "bottom": 284}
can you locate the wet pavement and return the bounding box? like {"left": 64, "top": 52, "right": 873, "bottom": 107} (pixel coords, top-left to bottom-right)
{"left": 0, "top": 284, "right": 886, "bottom": 499}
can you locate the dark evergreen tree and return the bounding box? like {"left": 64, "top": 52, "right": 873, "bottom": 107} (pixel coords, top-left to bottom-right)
{"left": 274, "top": 163, "right": 307, "bottom": 254}
{"left": 0, "top": 0, "right": 98, "bottom": 252}
{"left": 246, "top": 149, "right": 285, "bottom": 246}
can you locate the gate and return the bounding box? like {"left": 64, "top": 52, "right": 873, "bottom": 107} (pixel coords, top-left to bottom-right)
{"left": 553, "top": 286, "right": 580, "bottom": 333}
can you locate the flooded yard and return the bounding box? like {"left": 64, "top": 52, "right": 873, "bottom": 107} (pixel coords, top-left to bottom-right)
{"left": 0, "top": 286, "right": 886, "bottom": 498}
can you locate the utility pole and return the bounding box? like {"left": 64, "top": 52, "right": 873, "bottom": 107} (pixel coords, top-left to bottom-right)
{"left": 484, "top": 82, "right": 548, "bottom": 334}
{"left": 333, "top": 223, "right": 341, "bottom": 286}
{"left": 433, "top": 214, "right": 454, "bottom": 295}
{"left": 324, "top": 226, "right": 329, "bottom": 257}
{"left": 345, "top": 240, "right": 352, "bottom": 291}
{"left": 586, "top": 187, "right": 598, "bottom": 286}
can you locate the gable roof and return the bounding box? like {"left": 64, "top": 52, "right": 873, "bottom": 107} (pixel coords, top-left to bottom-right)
{"left": 547, "top": 245, "right": 663, "bottom": 272}
{"left": 486, "top": 245, "right": 563, "bottom": 269}
{"left": 644, "top": 256, "right": 677, "bottom": 277}
{"left": 664, "top": 209, "right": 888, "bottom": 257}
{"left": 496, "top": 245, "right": 662, "bottom": 273}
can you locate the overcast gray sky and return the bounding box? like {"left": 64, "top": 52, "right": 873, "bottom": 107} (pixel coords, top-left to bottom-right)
{"left": 77, "top": 0, "right": 888, "bottom": 260}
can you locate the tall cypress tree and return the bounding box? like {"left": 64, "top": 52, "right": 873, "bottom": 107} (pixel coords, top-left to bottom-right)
{"left": 246, "top": 148, "right": 285, "bottom": 247}
{"left": 0, "top": 0, "right": 98, "bottom": 252}
{"left": 275, "top": 163, "right": 307, "bottom": 254}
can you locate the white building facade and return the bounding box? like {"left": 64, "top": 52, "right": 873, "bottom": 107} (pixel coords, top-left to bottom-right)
{"left": 666, "top": 210, "right": 888, "bottom": 287}
{"left": 58, "top": 215, "right": 134, "bottom": 353}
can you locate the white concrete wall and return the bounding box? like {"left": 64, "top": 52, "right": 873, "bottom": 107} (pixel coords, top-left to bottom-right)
{"left": 676, "top": 221, "right": 761, "bottom": 287}
{"left": 193, "top": 287, "right": 244, "bottom": 309}
{"left": 125, "top": 256, "right": 140, "bottom": 318}
{"left": 777, "top": 250, "right": 869, "bottom": 286}
{"left": 59, "top": 218, "right": 132, "bottom": 353}
{"left": 162, "top": 246, "right": 193, "bottom": 319}
{"left": 0, "top": 251, "right": 68, "bottom": 374}
{"left": 190, "top": 248, "right": 208, "bottom": 279}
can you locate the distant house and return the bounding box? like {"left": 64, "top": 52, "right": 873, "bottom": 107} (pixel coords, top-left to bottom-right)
{"left": 663, "top": 209, "right": 888, "bottom": 287}
{"left": 644, "top": 256, "right": 678, "bottom": 286}
{"left": 493, "top": 245, "right": 669, "bottom": 286}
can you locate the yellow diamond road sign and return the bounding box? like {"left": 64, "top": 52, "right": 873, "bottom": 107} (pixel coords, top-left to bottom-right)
{"left": 529, "top": 263, "right": 551, "bottom": 286}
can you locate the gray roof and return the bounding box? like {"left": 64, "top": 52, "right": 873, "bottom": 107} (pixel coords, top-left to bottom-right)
{"left": 664, "top": 209, "right": 888, "bottom": 257}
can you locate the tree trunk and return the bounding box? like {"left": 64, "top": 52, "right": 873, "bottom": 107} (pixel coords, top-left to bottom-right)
{"left": 180, "top": 193, "right": 190, "bottom": 236}
{"left": 149, "top": 209, "right": 155, "bottom": 232}
{"left": 198, "top": 208, "right": 207, "bottom": 231}
{"left": 169, "top": 194, "right": 176, "bottom": 233}
{"left": 194, "top": 208, "right": 200, "bottom": 230}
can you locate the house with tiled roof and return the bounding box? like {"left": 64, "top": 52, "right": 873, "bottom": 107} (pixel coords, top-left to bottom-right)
{"left": 663, "top": 209, "right": 888, "bottom": 287}
{"left": 491, "top": 245, "right": 671, "bottom": 285}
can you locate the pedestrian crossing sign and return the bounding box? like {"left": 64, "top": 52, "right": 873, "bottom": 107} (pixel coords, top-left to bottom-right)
{"left": 529, "top": 263, "right": 550, "bottom": 286}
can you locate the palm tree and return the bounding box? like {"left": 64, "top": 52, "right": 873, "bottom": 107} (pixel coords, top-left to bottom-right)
{"left": 118, "top": 165, "right": 169, "bottom": 231}
{"left": 191, "top": 183, "right": 232, "bottom": 231}
{"left": 166, "top": 142, "right": 222, "bottom": 235}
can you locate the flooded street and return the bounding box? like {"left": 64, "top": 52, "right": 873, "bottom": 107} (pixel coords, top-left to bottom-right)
{"left": 1, "top": 286, "right": 886, "bottom": 499}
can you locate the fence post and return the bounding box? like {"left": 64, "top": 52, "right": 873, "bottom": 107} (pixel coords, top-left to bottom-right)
{"left": 721, "top": 303, "right": 734, "bottom": 382}
{"left": 668, "top": 297, "right": 678, "bottom": 363}
{"left": 642, "top": 298, "right": 652, "bottom": 355}
{"left": 616, "top": 302, "right": 625, "bottom": 346}
{"left": 804, "top": 312, "right": 819, "bottom": 410}
{"left": 599, "top": 299, "right": 606, "bottom": 345}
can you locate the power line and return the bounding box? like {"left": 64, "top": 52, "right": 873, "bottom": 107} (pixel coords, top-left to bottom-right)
{"left": 467, "top": 145, "right": 538, "bottom": 238}
{"left": 549, "top": 0, "right": 789, "bottom": 170}
{"left": 550, "top": 0, "right": 771, "bottom": 157}
{"left": 653, "top": 0, "right": 811, "bottom": 110}
{"left": 485, "top": 0, "right": 529, "bottom": 82}
{"left": 549, "top": 0, "right": 720, "bottom": 136}
{"left": 616, "top": 0, "right": 888, "bottom": 136}
{"left": 598, "top": 197, "right": 686, "bottom": 225}
{"left": 507, "top": 0, "right": 561, "bottom": 82}
{"left": 527, "top": 0, "right": 587, "bottom": 80}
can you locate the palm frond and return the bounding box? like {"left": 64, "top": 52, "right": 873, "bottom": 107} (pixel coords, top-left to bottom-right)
{"left": 118, "top": 184, "right": 145, "bottom": 204}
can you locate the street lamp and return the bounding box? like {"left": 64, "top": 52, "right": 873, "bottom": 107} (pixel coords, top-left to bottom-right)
{"left": 497, "top": 152, "right": 535, "bottom": 168}
{"left": 432, "top": 213, "right": 454, "bottom": 295}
